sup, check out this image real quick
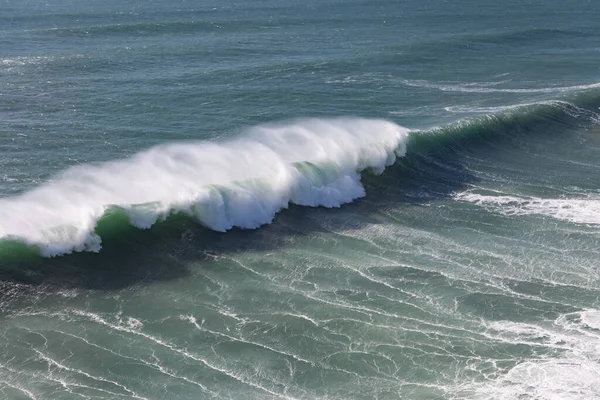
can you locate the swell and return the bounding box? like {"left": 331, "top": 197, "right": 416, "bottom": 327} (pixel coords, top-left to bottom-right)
{"left": 0, "top": 95, "right": 599, "bottom": 259}
{"left": 44, "top": 20, "right": 223, "bottom": 38}
{"left": 455, "top": 27, "right": 599, "bottom": 48}
{"left": 408, "top": 96, "right": 600, "bottom": 152}
{"left": 394, "top": 26, "right": 600, "bottom": 62}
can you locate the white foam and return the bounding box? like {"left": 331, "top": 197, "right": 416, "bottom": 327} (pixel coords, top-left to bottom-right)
{"left": 0, "top": 55, "right": 86, "bottom": 68}
{"left": 579, "top": 309, "right": 600, "bottom": 331}
{"left": 444, "top": 104, "right": 528, "bottom": 114}
{"left": 0, "top": 56, "right": 51, "bottom": 67}
{"left": 454, "top": 190, "right": 600, "bottom": 225}
{"left": 404, "top": 79, "right": 600, "bottom": 94}
{"left": 0, "top": 118, "right": 409, "bottom": 257}
{"left": 456, "top": 310, "right": 600, "bottom": 400}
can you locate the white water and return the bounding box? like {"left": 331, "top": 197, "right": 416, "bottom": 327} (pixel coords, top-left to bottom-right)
{"left": 457, "top": 309, "right": 600, "bottom": 400}
{"left": 454, "top": 190, "right": 600, "bottom": 225}
{"left": 403, "top": 79, "right": 600, "bottom": 94}
{"left": 0, "top": 118, "right": 409, "bottom": 257}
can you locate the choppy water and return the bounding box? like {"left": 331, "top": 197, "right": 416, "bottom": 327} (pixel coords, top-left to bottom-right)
{"left": 1, "top": 0, "right": 600, "bottom": 399}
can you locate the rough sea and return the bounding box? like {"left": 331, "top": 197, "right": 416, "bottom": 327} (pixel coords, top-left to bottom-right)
{"left": 1, "top": 0, "right": 600, "bottom": 398}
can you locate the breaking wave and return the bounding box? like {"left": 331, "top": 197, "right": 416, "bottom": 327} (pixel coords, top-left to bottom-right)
{"left": 0, "top": 118, "right": 408, "bottom": 257}
{"left": 0, "top": 95, "right": 598, "bottom": 258}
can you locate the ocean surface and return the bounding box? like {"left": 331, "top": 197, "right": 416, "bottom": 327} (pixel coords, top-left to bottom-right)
{"left": 1, "top": 0, "right": 600, "bottom": 398}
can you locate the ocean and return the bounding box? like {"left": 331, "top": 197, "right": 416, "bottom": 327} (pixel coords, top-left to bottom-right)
{"left": 1, "top": 0, "right": 599, "bottom": 398}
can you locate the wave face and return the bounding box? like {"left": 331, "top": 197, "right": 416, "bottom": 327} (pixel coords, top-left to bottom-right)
{"left": 0, "top": 118, "right": 408, "bottom": 257}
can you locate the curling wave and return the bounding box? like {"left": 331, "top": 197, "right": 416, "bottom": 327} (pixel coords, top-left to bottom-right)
{"left": 1, "top": 96, "right": 599, "bottom": 258}
{"left": 0, "top": 118, "right": 408, "bottom": 257}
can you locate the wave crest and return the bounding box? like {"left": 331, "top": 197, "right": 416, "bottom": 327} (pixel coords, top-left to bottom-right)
{"left": 0, "top": 118, "right": 409, "bottom": 257}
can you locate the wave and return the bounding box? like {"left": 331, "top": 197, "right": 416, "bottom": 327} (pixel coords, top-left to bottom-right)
{"left": 408, "top": 99, "right": 599, "bottom": 154}
{"left": 0, "top": 96, "right": 599, "bottom": 258}
{"left": 44, "top": 20, "right": 222, "bottom": 38}
{"left": 0, "top": 118, "right": 408, "bottom": 257}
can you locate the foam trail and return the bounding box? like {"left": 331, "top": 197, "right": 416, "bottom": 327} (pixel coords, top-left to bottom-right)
{"left": 454, "top": 190, "right": 600, "bottom": 225}
{"left": 403, "top": 79, "right": 600, "bottom": 94}
{"left": 0, "top": 118, "right": 409, "bottom": 257}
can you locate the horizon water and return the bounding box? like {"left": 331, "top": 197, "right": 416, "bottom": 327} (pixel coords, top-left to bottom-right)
{"left": 1, "top": 0, "right": 600, "bottom": 399}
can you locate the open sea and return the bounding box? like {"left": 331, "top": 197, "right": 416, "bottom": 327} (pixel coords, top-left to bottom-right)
{"left": 1, "top": 0, "right": 600, "bottom": 398}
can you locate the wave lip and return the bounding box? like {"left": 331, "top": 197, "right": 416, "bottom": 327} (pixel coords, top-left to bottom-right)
{"left": 0, "top": 118, "right": 409, "bottom": 257}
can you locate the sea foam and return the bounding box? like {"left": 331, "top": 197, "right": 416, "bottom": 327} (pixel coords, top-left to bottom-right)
{"left": 457, "top": 310, "right": 600, "bottom": 400}
{"left": 454, "top": 190, "right": 600, "bottom": 225}
{"left": 0, "top": 118, "right": 409, "bottom": 257}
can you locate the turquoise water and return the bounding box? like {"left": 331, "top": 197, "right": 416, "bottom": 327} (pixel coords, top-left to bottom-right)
{"left": 1, "top": 0, "right": 600, "bottom": 398}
